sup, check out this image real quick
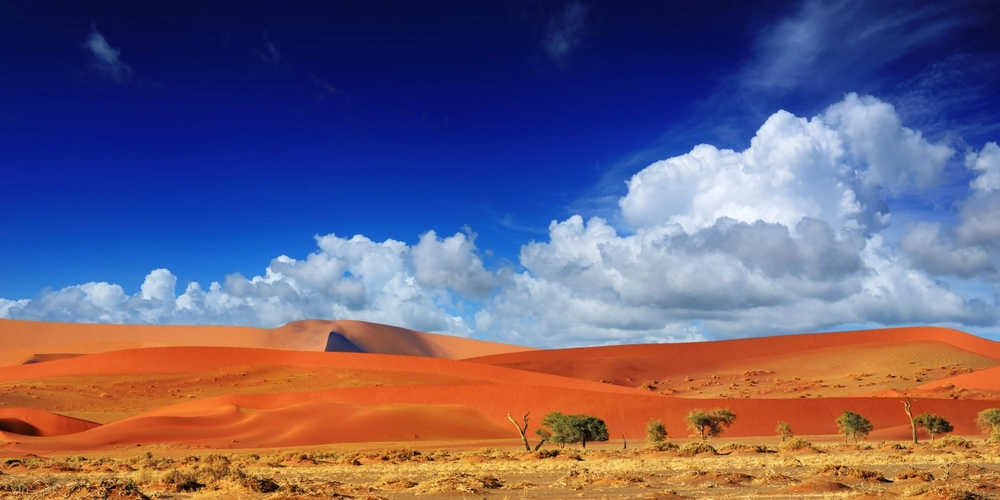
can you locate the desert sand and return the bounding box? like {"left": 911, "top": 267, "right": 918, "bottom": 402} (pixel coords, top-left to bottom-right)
{"left": 1, "top": 319, "right": 1000, "bottom": 498}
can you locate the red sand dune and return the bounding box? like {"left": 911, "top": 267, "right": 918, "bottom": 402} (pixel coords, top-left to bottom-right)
{"left": 466, "top": 327, "right": 1000, "bottom": 397}
{"left": 1, "top": 322, "right": 999, "bottom": 453}
{"left": 0, "top": 408, "right": 99, "bottom": 438}
{"left": 0, "top": 318, "right": 532, "bottom": 366}
{"left": 4, "top": 384, "right": 996, "bottom": 451}
{"left": 0, "top": 347, "right": 634, "bottom": 396}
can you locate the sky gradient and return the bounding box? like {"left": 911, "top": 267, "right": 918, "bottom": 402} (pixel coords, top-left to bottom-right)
{"left": 2, "top": 0, "right": 1000, "bottom": 347}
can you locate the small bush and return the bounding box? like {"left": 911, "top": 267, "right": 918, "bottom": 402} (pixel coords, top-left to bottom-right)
{"left": 814, "top": 465, "right": 885, "bottom": 482}
{"left": 678, "top": 442, "right": 716, "bottom": 455}
{"left": 934, "top": 435, "right": 975, "bottom": 449}
{"left": 650, "top": 441, "right": 679, "bottom": 452}
{"left": 719, "top": 442, "right": 769, "bottom": 453}
{"left": 535, "top": 449, "right": 560, "bottom": 459}
{"left": 780, "top": 437, "right": 816, "bottom": 452}
{"left": 646, "top": 419, "right": 667, "bottom": 444}
{"left": 380, "top": 448, "right": 421, "bottom": 461}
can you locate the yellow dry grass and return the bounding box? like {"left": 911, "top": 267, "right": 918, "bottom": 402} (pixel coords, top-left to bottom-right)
{"left": 0, "top": 441, "right": 999, "bottom": 499}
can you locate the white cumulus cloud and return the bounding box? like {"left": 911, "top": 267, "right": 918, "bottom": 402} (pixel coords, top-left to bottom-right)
{"left": 619, "top": 93, "right": 950, "bottom": 233}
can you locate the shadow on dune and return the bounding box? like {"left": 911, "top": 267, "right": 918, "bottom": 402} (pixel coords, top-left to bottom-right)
{"left": 22, "top": 353, "right": 83, "bottom": 365}
{"left": 324, "top": 331, "right": 365, "bottom": 353}
{"left": 0, "top": 418, "right": 43, "bottom": 436}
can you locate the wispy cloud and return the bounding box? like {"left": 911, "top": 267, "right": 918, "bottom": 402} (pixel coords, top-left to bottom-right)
{"left": 255, "top": 31, "right": 281, "bottom": 67}
{"left": 741, "top": 0, "right": 972, "bottom": 96}
{"left": 891, "top": 52, "right": 1000, "bottom": 141}
{"left": 541, "top": 1, "right": 593, "bottom": 66}
{"left": 84, "top": 27, "right": 132, "bottom": 83}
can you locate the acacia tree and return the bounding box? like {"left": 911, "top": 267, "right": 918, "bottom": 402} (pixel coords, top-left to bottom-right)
{"left": 575, "top": 415, "right": 610, "bottom": 448}
{"left": 685, "top": 408, "right": 737, "bottom": 441}
{"left": 537, "top": 412, "right": 609, "bottom": 449}
{"left": 646, "top": 419, "right": 667, "bottom": 445}
{"left": 913, "top": 413, "right": 953, "bottom": 441}
{"left": 776, "top": 421, "right": 793, "bottom": 443}
{"left": 836, "top": 411, "right": 873, "bottom": 444}
{"left": 977, "top": 408, "right": 1000, "bottom": 442}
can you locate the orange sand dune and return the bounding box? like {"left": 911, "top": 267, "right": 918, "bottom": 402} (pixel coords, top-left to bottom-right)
{"left": 914, "top": 366, "right": 1000, "bottom": 393}
{"left": 467, "top": 327, "right": 1000, "bottom": 399}
{"left": 2, "top": 323, "right": 999, "bottom": 453}
{"left": 0, "top": 346, "right": 627, "bottom": 395}
{"left": 5, "top": 383, "right": 997, "bottom": 451}
{"left": 0, "top": 318, "right": 531, "bottom": 366}
{"left": 0, "top": 346, "right": 644, "bottom": 426}
{"left": 0, "top": 408, "right": 99, "bottom": 438}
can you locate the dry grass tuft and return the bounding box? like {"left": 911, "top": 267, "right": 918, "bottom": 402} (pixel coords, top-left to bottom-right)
{"left": 814, "top": 464, "right": 887, "bottom": 482}
{"left": 719, "top": 442, "right": 771, "bottom": 454}
{"left": 780, "top": 477, "right": 851, "bottom": 493}
{"left": 677, "top": 441, "right": 716, "bottom": 455}
{"left": 667, "top": 470, "right": 753, "bottom": 486}
{"left": 934, "top": 436, "right": 976, "bottom": 449}
{"left": 896, "top": 469, "right": 935, "bottom": 482}
{"left": 902, "top": 485, "right": 987, "bottom": 500}
{"left": 555, "top": 468, "right": 649, "bottom": 489}
{"left": 412, "top": 472, "right": 502, "bottom": 494}
{"left": 61, "top": 478, "right": 150, "bottom": 500}
{"left": 780, "top": 437, "right": 819, "bottom": 452}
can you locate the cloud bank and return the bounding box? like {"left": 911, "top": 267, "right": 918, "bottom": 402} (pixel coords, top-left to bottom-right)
{"left": 3, "top": 94, "right": 998, "bottom": 346}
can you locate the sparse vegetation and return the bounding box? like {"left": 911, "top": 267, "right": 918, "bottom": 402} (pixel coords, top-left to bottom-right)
{"left": 976, "top": 408, "right": 1000, "bottom": 442}
{"left": 780, "top": 437, "right": 817, "bottom": 452}
{"left": 685, "top": 407, "right": 737, "bottom": 440}
{"left": 0, "top": 442, "right": 998, "bottom": 499}
{"left": 678, "top": 441, "right": 717, "bottom": 455}
{"left": 646, "top": 419, "right": 667, "bottom": 445}
{"left": 914, "top": 413, "right": 954, "bottom": 441}
{"left": 776, "top": 420, "right": 793, "bottom": 442}
{"left": 836, "top": 410, "right": 873, "bottom": 444}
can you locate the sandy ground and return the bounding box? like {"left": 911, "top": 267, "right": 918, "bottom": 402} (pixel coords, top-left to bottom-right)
{"left": 1, "top": 440, "right": 999, "bottom": 499}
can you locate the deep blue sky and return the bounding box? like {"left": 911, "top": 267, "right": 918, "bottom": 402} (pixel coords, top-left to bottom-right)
{"left": 2, "top": 0, "right": 1000, "bottom": 346}
{"left": 2, "top": 0, "right": 763, "bottom": 294}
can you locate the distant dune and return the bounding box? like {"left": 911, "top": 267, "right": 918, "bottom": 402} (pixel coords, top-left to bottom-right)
{"left": 0, "top": 321, "right": 998, "bottom": 454}
{"left": 0, "top": 318, "right": 532, "bottom": 367}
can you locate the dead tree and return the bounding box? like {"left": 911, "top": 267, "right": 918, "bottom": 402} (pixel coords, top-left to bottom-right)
{"left": 903, "top": 399, "right": 917, "bottom": 444}
{"left": 507, "top": 412, "right": 531, "bottom": 451}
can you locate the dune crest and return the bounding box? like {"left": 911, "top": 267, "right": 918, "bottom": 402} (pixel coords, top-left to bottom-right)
{"left": 0, "top": 318, "right": 532, "bottom": 367}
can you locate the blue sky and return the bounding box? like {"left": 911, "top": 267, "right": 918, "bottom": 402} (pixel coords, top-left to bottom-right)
{"left": 2, "top": 0, "right": 999, "bottom": 347}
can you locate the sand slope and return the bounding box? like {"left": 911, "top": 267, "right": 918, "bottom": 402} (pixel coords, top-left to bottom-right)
{"left": 0, "top": 318, "right": 531, "bottom": 366}
{"left": 466, "top": 327, "right": 1000, "bottom": 399}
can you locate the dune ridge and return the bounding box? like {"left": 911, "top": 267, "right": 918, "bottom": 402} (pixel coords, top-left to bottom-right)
{"left": 0, "top": 318, "right": 532, "bottom": 367}
{"left": 465, "top": 327, "right": 1000, "bottom": 394}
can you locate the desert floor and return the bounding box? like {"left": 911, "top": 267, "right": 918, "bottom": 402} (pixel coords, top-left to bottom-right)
{"left": 1, "top": 439, "right": 999, "bottom": 499}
